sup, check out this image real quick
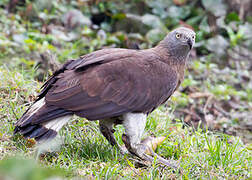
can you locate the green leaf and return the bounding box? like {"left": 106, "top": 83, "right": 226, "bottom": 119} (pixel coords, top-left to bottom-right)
{"left": 167, "top": 5, "right": 191, "bottom": 19}
{"left": 146, "top": 28, "right": 166, "bottom": 45}
{"left": 199, "top": 16, "right": 210, "bottom": 33}
{"left": 112, "top": 13, "right": 126, "bottom": 20}
{"left": 201, "top": 0, "right": 227, "bottom": 16}
{"left": 205, "top": 35, "right": 229, "bottom": 56}
{"left": 225, "top": 12, "right": 240, "bottom": 24}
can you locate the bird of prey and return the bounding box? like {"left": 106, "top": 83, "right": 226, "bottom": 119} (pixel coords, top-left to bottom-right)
{"left": 14, "top": 27, "right": 195, "bottom": 166}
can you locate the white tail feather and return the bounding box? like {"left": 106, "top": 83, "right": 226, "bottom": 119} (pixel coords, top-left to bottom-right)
{"left": 26, "top": 97, "right": 46, "bottom": 118}
{"left": 26, "top": 98, "right": 72, "bottom": 132}
{"left": 42, "top": 115, "right": 72, "bottom": 132}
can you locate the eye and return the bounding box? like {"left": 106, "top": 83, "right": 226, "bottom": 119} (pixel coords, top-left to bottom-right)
{"left": 176, "top": 33, "right": 181, "bottom": 39}
{"left": 192, "top": 35, "right": 195, "bottom": 39}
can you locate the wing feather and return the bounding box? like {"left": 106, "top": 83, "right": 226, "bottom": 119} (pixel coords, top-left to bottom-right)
{"left": 39, "top": 49, "right": 179, "bottom": 121}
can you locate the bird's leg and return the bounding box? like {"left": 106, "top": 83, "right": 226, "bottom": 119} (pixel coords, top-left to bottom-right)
{"left": 122, "top": 113, "right": 177, "bottom": 168}
{"left": 121, "top": 113, "right": 146, "bottom": 155}
{"left": 99, "top": 119, "right": 128, "bottom": 154}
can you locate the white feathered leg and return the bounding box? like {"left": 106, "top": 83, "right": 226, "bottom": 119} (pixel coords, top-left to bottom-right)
{"left": 122, "top": 112, "right": 177, "bottom": 168}
{"left": 122, "top": 113, "right": 149, "bottom": 157}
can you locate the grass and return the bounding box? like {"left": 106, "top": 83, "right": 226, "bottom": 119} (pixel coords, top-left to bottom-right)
{"left": 0, "top": 1, "right": 251, "bottom": 179}
{"left": 0, "top": 66, "right": 251, "bottom": 179}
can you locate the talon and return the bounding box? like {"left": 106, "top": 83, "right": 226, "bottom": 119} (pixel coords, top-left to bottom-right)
{"left": 121, "top": 113, "right": 178, "bottom": 169}
{"left": 119, "top": 145, "right": 128, "bottom": 155}
{"left": 146, "top": 148, "right": 178, "bottom": 169}
{"left": 123, "top": 136, "right": 178, "bottom": 168}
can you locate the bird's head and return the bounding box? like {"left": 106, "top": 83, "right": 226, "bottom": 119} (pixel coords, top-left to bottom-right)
{"left": 158, "top": 27, "right": 196, "bottom": 60}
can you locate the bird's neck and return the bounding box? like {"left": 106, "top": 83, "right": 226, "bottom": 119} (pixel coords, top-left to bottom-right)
{"left": 151, "top": 45, "right": 189, "bottom": 84}
{"left": 151, "top": 45, "right": 189, "bottom": 66}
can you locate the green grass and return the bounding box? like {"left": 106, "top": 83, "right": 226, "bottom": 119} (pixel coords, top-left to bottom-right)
{"left": 0, "top": 1, "right": 251, "bottom": 179}
{"left": 0, "top": 66, "right": 251, "bottom": 179}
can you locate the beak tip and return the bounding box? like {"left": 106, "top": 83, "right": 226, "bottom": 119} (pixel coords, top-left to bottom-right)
{"left": 187, "top": 39, "right": 193, "bottom": 49}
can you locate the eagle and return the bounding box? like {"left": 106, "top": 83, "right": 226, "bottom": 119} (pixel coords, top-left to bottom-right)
{"left": 14, "top": 27, "right": 195, "bottom": 166}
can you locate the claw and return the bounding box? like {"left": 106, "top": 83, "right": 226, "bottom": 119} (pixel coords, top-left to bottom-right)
{"left": 143, "top": 146, "right": 178, "bottom": 169}
{"left": 123, "top": 134, "right": 178, "bottom": 168}
{"left": 137, "top": 143, "right": 178, "bottom": 169}
{"left": 118, "top": 145, "right": 128, "bottom": 155}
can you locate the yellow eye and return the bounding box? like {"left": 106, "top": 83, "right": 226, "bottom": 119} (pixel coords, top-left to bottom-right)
{"left": 176, "top": 33, "right": 181, "bottom": 39}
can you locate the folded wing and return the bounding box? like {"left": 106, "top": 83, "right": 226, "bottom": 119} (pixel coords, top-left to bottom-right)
{"left": 37, "top": 49, "right": 179, "bottom": 122}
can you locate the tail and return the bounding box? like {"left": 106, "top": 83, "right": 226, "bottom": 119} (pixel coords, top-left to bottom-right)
{"left": 14, "top": 98, "right": 73, "bottom": 142}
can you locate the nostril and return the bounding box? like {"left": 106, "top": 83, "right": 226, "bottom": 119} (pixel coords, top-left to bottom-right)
{"left": 183, "top": 36, "right": 189, "bottom": 42}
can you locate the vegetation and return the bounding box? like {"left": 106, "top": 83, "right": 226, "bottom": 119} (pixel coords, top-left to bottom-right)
{"left": 0, "top": 0, "right": 251, "bottom": 179}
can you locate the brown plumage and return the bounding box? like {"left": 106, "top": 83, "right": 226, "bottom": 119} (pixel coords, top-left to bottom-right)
{"left": 14, "top": 27, "right": 195, "bottom": 166}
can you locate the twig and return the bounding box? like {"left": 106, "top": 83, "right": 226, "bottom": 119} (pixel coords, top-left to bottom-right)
{"left": 176, "top": 109, "right": 201, "bottom": 120}
{"left": 203, "top": 95, "right": 214, "bottom": 116}
{"left": 213, "top": 104, "right": 231, "bottom": 117}
{"left": 188, "top": 92, "right": 213, "bottom": 99}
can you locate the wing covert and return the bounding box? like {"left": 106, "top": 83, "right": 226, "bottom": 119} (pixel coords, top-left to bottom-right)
{"left": 45, "top": 57, "right": 178, "bottom": 120}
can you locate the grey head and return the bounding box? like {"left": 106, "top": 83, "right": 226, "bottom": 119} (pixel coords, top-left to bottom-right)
{"left": 159, "top": 27, "right": 196, "bottom": 60}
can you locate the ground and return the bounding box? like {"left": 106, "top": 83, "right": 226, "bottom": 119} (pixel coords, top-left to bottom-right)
{"left": 0, "top": 0, "right": 251, "bottom": 179}
{"left": 0, "top": 66, "right": 251, "bottom": 179}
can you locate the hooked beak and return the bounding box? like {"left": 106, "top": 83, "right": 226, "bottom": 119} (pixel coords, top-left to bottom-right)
{"left": 187, "top": 38, "right": 193, "bottom": 49}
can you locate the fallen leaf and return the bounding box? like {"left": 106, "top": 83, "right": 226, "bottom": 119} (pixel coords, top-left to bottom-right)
{"left": 189, "top": 92, "right": 213, "bottom": 98}
{"left": 173, "top": 0, "right": 187, "bottom": 6}
{"left": 26, "top": 139, "right": 36, "bottom": 148}
{"left": 141, "top": 136, "right": 166, "bottom": 155}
